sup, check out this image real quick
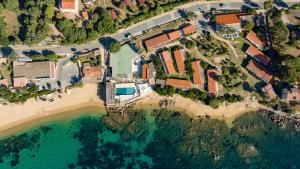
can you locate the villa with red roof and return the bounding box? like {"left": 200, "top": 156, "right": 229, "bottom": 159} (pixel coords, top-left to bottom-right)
{"left": 207, "top": 69, "right": 218, "bottom": 97}
{"left": 165, "top": 78, "right": 191, "bottom": 89}
{"left": 246, "top": 44, "right": 270, "bottom": 65}
{"left": 160, "top": 51, "right": 177, "bottom": 75}
{"left": 191, "top": 61, "right": 204, "bottom": 88}
{"left": 173, "top": 50, "right": 186, "bottom": 74}
{"left": 216, "top": 14, "right": 241, "bottom": 32}
{"left": 246, "top": 59, "right": 273, "bottom": 83}
{"left": 60, "top": 0, "right": 79, "bottom": 13}
{"left": 246, "top": 30, "right": 267, "bottom": 50}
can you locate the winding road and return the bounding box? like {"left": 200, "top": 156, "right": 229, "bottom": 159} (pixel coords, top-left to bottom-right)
{"left": 5, "top": 0, "right": 299, "bottom": 57}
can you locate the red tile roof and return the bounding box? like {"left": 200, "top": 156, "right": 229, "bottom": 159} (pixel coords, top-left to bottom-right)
{"left": 142, "top": 64, "right": 149, "bottom": 80}
{"left": 144, "top": 34, "right": 170, "bottom": 50}
{"left": 246, "top": 44, "right": 270, "bottom": 65}
{"left": 0, "top": 79, "right": 8, "bottom": 87}
{"left": 182, "top": 24, "right": 197, "bottom": 35}
{"left": 246, "top": 30, "right": 266, "bottom": 49}
{"left": 165, "top": 78, "right": 191, "bottom": 89}
{"left": 123, "top": 0, "right": 133, "bottom": 7}
{"left": 168, "top": 30, "right": 182, "bottom": 41}
{"left": 207, "top": 69, "right": 218, "bottom": 96}
{"left": 161, "top": 51, "right": 176, "bottom": 75}
{"left": 216, "top": 14, "right": 240, "bottom": 25}
{"left": 191, "top": 61, "right": 204, "bottom": 86}
{"left": 61, "top": 0, "right": 75, "bottom": 9}
{"left": 246, "top": 60, "right": 273, "bottom": 82}
{"left": 82, "top": 63, "right": 101, "bottom": 78}
{"left": 263, "top": 83, "right": 277, "bottom": 99}
{"left": 137, "top": 0, "right": 146, "bottom": 5}
{"left": 110, "top": 9, "right": 118, "bottom": 20}
{"left": 81, "top": 11, "right": 89, "bottom": 20}
{"left": 173, "top": 50, "right": 186, "bottom": 74}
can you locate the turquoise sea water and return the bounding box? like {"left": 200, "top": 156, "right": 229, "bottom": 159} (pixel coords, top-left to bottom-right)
{"left": 0, "top": 108, "right": 155, "bottom": 169}
{"left": 1, "top": 108, "right": 300, "bottom": 169}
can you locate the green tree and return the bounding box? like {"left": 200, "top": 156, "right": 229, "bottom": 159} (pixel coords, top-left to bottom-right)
{"left": 3, "top": 0, "right": 19, "bottom": 11}
{"left": 264, "top": 0, "right": 273, "bottom": 10}
{"left": 242, "top": 21, "right": 254, "bottom": 32}
{"left": 185, "top": 40, "right": 195, "bottom": 49}
{"left": 109, "top": 40, "right": 121, "bottom": 53}
{"left": 97, "top": 10, "right": 118, "bottom": 35}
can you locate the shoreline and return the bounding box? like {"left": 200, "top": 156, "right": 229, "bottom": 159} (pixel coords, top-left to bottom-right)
{"left": 0, "top": 85, "right": 262, "bottom": 137}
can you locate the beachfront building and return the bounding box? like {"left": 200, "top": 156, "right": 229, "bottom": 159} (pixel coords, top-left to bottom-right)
{"left": 191, "top": 60, "right": 204, "bottom": 88}
{"left": 207, "top": 69, "right": 218, "bottom": 97}
{"left": 216, "top": 14, "right": 241, "bottom": 32}
{"left": 160, "top": 51, "right": 177, "bottom": 75}
{"left": 141, "top": 63, "right": 156, "bottom": 85}
{"left": 165, "top": 78, "right": 191, "bottom": 89}
{"left": 246, "top": 44, "right": 270, "bottom": 65}
{"left": 246, "top": 30, "right": 267, "bottom": 50}
{"left": 82, "top": 62, "right": 102, "bottom": 83}
{"left": 109, "top": 44, "right": 140, "bottom": 80}
{"left": 13, "top": 61, "right": 56, "bottom": 88}
{"left": 246, "top": 59, "right": 273, "bottom": 83}
{"left": 59, "top": 0, "right": 79, "bottom": 13}
{"left": 105, "top": 82, "right": 153, "bottom": 106}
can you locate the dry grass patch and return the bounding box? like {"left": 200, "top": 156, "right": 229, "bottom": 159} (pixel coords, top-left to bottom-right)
{"left": 2, "top": 10, "right": 19, "bottom": 36}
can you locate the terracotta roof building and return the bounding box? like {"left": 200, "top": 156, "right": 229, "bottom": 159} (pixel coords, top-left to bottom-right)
{"left": 263, "top": 83, "right": 277, "bottom": 99}
{"left": 167, "top": 30, "right": 182, "bottom": 41}
{"left": 142, "top": 63, "right": 149, "bottom": 80}
{"left": 160, "top": 51, "right": 176, "bottom": 75}
{"left": 207, "top": 69, "right": 218, "bottom": 97}
{"left": 281, "top": 88, "right": 300, "bottom": 103}
{"left": 216, "top": 14, "right": 240, "bottom": 25}
{"left": 137, "top": 0, "right": 146, "bottom": 5}
{"left": 246, "top": 59, "right": 273, "bottom": 83}
{"left": 216, "top": 14, "right": 241, "bottom": 32}
{"left": 182, "top": 24, "right": 197, "bottom": 35}
{"left": 0, "top": 79, "right": 8, "bottom": 87}
{"left": 191, "top": 60, "right": 204, "bottom": 87}
{"left": 60, "top": 0, "right": 78, "bottom": 13}
{"left": 110, "top": 9, "right": 118, "bottom": 20}
{"left": 82, "top": 62, "right": 101, "bottom": 77}
{"left": 123, "top": 0, "right": 133, "bottom": 7}
{"left": 246, "top": 44, "right": 270, "bottom": 65}
{"left": 81, "top": 11, "right": 89, "bottom": 20}
{"left": 144, "top": 34, "right": 170, "bottom": 50}
{"left": 165, "top": 78, "right": 191, "bottom": 89}
{"left": 246, "top": 30, "right": 267, "bottom": 50}
{"left": 173, "top": 50, "right": 186, "bottom": 74}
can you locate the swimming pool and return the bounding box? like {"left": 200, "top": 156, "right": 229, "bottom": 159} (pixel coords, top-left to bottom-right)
{"left": 116, "top": 87, "right": 136, "bottom": 95}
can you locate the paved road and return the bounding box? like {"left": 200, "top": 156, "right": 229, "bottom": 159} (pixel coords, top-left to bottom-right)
{"left": 8, "top": 0, "right": 300, "bottom": 57}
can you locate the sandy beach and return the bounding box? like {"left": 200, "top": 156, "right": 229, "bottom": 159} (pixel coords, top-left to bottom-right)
{"left": 0, "top": 84, "right": 263, "bottom": 135}
{"left": 136, "top": 92, "right": 262, "bottom": 123}
{"left": 0, "top": 83, "right": 106, "bottom": 133}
